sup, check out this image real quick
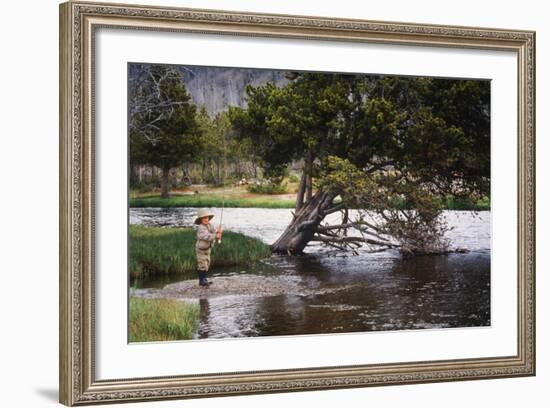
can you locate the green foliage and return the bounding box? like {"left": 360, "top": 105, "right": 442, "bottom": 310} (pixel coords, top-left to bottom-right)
{"left": 246, "top": 180, "right": 289, "bottom": 194}
{"left": 229, "top": 72, "right": 490, "bottom": 253}
{"left": 445, "top": 195, "right": 491, "bottom": 211}
{"left": 230, "top": 73, "right": 490, "bottom": 198}
{"left": 191, "top": 108, "right": 259, "bottom": 186}
{"left": 229, "top": 74, "right": 355, "bottom": 179}
{"left": 129, "top": 297, "right": 199, "bottom": 342}
{"left": 316, "top": 155, "right": 379, "bottom": 207}
{"left": 129, "top": 65, "right": 203, "bottom": 173}
{"left": 363, "top": 76, "right": 491, "bottom": 195}
{"left": 318, "top": 156, "right": 450, "bottom": 254}
{"left": 131, "top": 182, "right": 155, "bottom": 194}
{"left": 196, "top": 109, "right": 229, "bottom": 183}
{"left": 129, "top": 225, "right": 272, "bottom": 281}
{"left": 287, "top": 173, "right": 300, "bottom": 183}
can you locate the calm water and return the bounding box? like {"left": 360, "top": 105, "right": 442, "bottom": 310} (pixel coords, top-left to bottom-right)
{"left": 130, "top": 208, "right": 491, "bottom": 338}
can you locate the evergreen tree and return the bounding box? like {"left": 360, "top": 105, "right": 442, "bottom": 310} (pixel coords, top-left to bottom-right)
{"left": 230, "top": 73, "right": 490, "bottom": 254}
{"left": 130, "top": 65, "right": 203, "bottom": 198}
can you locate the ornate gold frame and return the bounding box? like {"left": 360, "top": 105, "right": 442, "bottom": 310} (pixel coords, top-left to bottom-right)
{"left": 59, "top": 1, "right": 536, "bottom": 405}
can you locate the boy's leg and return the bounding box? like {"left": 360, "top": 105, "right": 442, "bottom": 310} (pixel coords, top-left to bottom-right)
{"left": 196, "top": 248, "right": 207, "bottom": 286}
{"left": 202, "top": 271, "right": 212, "bottom": 285}
{"left": 196, "top": 248, "right": 212, "bottom": 286}
{"left": 204, "top": 251, "right": 212, "bottom": 285}
{"left": 201, "top": 249, "right": 212, "bottom": 285}
{"left": 197, "top": 270, "right": 209, "bottom": 287}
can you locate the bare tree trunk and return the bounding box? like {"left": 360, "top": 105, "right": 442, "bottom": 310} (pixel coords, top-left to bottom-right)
{"left": 201, "top": 158, "right": 206, "bottom": 182}
{"left": 210, "top": 162, "right": 216, "bottom": 184}
{"left": 295, "top": 171, "right": 306, "bottom": 211}
{"left": 130, "top": 164, "right": 138, "bottom": 187}
{"left": 170, "top": 168, "right": 177, "bottom": 189}
{"left": 235, "top": 157, "right": 241, "bottom": 178}
{"left": 153, "top": 166, "right": 162, "bottom": 188}
{"left": 271, "top": 190, "right": 338, "bottom": 254}
{"left": 305, "top": 150, "right": 314, "bottom": 204}
{"left": 181, "top": 162, "right": 188, "bottom": 185}
{"left": 305, "top": 174, "right": 313, "bottom": 203}
{"left": 161, "top": 167, "right": 170, "bottom": 198}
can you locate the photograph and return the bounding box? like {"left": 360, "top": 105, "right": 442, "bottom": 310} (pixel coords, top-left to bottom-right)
{"left": 127, "top": 63, "right": 491, "bottom": 342}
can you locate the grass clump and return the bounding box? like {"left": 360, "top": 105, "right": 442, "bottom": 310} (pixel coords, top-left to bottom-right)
{"left": 246, "top": 180, "right": 289, "bottom": 194}
{"left": 129, "top": 225, "right": 272, "bottom": 281}
{"left": 445, "top": 195, "right": 490, "bottom": 211}
{"left": 129, "top": 297, "right": 199, "bottom": 342}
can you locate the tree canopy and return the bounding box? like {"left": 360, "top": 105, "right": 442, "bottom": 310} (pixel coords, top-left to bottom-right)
{"left": 230, "top": 72, "right": 490, "bottom": 254}
{"left": 230, "top": 73, "right": 489, "bottom": 195}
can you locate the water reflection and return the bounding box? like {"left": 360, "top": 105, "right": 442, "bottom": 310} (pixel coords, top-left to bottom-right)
{"left": 173, "top": 251, "right": 490, "bottom": 339}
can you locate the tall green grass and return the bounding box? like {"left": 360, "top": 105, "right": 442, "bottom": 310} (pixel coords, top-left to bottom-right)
{"left": 388, "top": 195, "right": 490, "bottom": 211}
{"left": 129, "top": 225, "right": 272, "bottom": 281}
{"left": 129, "top": 297, "right": 199, "bottom": 342}
{"left": 130, "top": 193, "right": 489, "bottom": 210}
{"left": 130, "top": 195, "right": 295, "bottom": 208}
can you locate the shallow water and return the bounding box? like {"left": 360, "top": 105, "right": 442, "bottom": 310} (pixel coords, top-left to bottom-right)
{"left": 130, "top": 208, "right": 490, "bottom": 338}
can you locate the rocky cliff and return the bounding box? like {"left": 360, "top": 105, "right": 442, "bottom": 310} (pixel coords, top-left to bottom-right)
{"left": 178, "top": 65, "right": 289, "bottom": 115}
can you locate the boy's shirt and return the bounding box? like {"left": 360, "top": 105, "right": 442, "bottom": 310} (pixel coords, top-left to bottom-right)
{"left": 196, "top": 223, "right": 216, "bottom": 250}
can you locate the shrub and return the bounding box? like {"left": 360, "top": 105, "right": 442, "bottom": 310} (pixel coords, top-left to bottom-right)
{"left": 247, "top": 180, "right": 289, "bottom": 194}
{"left": 288, "top": 173, "right": 300, "bottom": 183}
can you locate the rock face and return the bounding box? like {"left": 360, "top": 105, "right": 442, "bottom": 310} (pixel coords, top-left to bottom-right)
{"left": 178, "top": 65, "right": 289, "bottom": 115}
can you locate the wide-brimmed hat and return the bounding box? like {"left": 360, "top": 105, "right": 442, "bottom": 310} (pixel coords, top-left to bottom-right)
{"left": 194, "top": 208, "right": 215, "bottom": 225}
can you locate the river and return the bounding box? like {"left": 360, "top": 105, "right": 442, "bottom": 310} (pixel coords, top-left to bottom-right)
{"left": 130, "top": 208, "right": 490, "bottom": 339}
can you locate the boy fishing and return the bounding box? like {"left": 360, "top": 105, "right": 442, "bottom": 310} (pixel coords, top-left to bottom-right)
{"left": 194, "top": 208, "right": 223, "bottom": 287}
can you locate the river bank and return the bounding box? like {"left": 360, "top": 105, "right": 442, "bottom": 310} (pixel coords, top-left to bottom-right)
{"left": 129, "top": 185, "right": 490, "bottom": 211}
{"left": 130, "top": 225, "right": 271, "bottom": 282}
{"left": 130, "top": 194, "right": 296, "bottom": 209}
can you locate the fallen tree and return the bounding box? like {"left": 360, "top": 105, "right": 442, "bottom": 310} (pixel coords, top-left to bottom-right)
{"left": 272, "top": 156, "right": 455, "bottom": 256}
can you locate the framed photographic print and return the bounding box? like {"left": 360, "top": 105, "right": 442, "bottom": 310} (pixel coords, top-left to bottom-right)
{"left": 59, "top": 1, "right": 536, "bottom": 405}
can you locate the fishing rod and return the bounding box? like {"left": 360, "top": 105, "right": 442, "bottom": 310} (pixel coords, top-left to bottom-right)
{"left": 217, "top": 194, "right": 224, "bottom": 244}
